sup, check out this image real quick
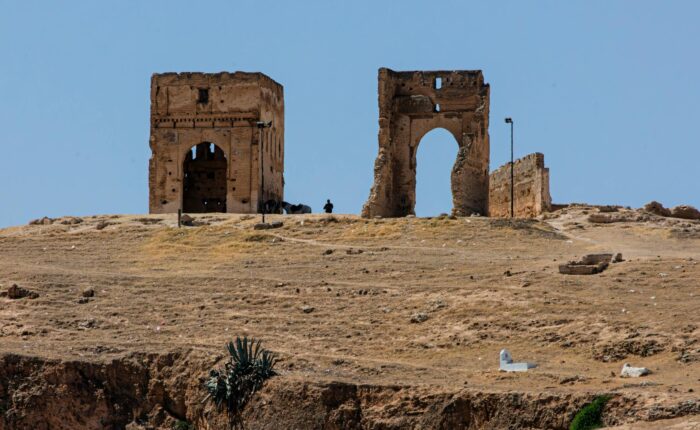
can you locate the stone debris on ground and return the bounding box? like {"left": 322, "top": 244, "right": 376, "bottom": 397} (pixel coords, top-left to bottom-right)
{"left": 180, "top": 214, "right": 194, "bottom": 226}
{"left": 301, "top": 305, "right": 315, "bottom": 314}
{"left": 59, "top": 217, "right": 83, "bottom": 225}
{"left": 82, "top": 288, "right": 95, "bottom": 298}
{"left": 5, "top": 284, "right": 39, "bottom": 299}
{"left": 621, "top": 363, "right": 651, "bottom": 378}
{"left": 559, "top": 253, "right": 617, "bottom": 275}
{"left": 254, "top": 221, "right": 284, "bottom": 230}
{"left": 671, "top": 205, "right": 700, "bottom": 220}
{"left": 29, "top": 216, "right": 54, "bottom": 225}
{"left": 410, "top": 312, "right": 429, "bottom": 323}
{"left": 645, "top": 201, "right": 672, "bottom": 217}
{"left": 644, "top": 201, "right": 700, "bottom": 220}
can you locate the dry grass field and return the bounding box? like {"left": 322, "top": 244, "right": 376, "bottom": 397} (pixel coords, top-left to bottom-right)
{"left": 1, "top": 206, "right": 699, "bottom": 428}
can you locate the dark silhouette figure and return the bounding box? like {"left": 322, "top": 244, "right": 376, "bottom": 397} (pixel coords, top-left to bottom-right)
{"left": 323, "top": 199, "right": 334, "bottom": 214}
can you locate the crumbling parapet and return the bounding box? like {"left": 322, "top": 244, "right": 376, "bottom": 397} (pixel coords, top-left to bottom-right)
{"left": 362, "top": 68, "right": 490, "bottom": 218}
{"left": 488, "top": 153, "right": 551, "bottom": 218}
{"left": 148, "top": 72, "right": 284, "bottom": 214}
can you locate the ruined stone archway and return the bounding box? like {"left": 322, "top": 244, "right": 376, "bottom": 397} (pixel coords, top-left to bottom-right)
{"left": 362, "top": 68, "right": 490, "bottom": 218}
{"left": 182, "top": 142, "right": 227, "bottom": 213}
{"left": 413, "top": 127, "right": 461, "bottom": 216}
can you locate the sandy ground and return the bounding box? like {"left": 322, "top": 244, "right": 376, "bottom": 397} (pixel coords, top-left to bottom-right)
{"left": 1, "top": 207, "right": 699, "bottom": 411}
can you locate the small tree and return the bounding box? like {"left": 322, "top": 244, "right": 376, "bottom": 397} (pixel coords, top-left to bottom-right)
{"left": 204, "top": 337, "right": 277, "bottom": 428}
{"left": 569, "top": 395, "right": 611, "bottom": 430}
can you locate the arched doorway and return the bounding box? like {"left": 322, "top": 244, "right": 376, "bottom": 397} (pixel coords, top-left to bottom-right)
{"left": 414, "top": 128, "right": 459, "bottom": 217}
{"left": 182, "top": 142, "right": 227, "bottom": 213}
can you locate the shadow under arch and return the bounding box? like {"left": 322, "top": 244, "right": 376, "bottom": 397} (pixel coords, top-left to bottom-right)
{"left": 413, "top": 127, "right": 460, "bottom": 217}
{"left": 183, "top": 142, "right": 227, "bottom": 213}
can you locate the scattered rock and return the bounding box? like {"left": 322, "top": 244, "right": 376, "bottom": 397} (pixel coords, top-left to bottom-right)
{"left": 620, "top": 363, "right": 650, "bottom": 378}
{"left": 322, "top": 249, "right": 334, "bottom": 255}
{"left": 95, "top": 220, "right": 109, "bottom": 230}
{"left": 671, "top": 205, "right": 700, "bottom": 220}
{"left": 588, "top": 213, "right": 636, "bottom": 223}
{"left": 559, "top": 375, "right": 586, "bottom": 385}
{"left": 252, "top": 221, "right": 282, "bottom": 230}
{"left": 7, "top": 284, "right": 39, "bottom": 299}
{"left": 598, "top": 205, "right": 619, "bottom": 213}
{"left": 559, "top": 253, "right": 613, "bottom": 275}
{"left": 431, "top": 300, "right": 447, "bottom": 310}
{"left": 29, "top": 216, "right": 53, "bottom": 225}
{"left": 180, "top": 214, "right": 194, "bottom": 226}
{"left": 59, "top": 217, "right": 84, "bottom": 225}
{"left": 613, "top": 253, "right": 624, "bottom": 263}
{"left": 346, "top": 248, "right": 363, "bottom": 255}
{"left": 644, "top": 201, "right": 671, "bottom": 217}
{"left": 82, "top": 288, "right": 95, "bottom": 298}
{"left": 593, "top": 338, "right": 665, "bottom": 362}
{"left": 77, "top": 319, "right": 97, "bottom": 330}
{"left": 301, "top": 305, "right": 315, "bottom": 314}
{"left": 77, "top": 297, "right": 90, "bottom": 304}
{"left": 410, "top": 313, "right": 429, "bottom": 323}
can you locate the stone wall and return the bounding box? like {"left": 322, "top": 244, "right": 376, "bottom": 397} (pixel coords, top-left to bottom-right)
{"left": 149, "top": 72, "right": 284, "bottom": 214}
{"left": 488, "top": 153, "right": 551, "bottom": 218}
{"left": 362, "top": 68, "right": 490, "bottom": 217}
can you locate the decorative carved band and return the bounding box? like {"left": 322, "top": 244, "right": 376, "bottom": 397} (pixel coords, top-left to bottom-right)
{"left": 153, "top": 112, "right": 258, "bottom": 124}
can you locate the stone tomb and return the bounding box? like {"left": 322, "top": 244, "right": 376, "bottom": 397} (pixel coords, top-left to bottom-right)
{"left": 148, "top": 72, "right": 284, "bottom": 214}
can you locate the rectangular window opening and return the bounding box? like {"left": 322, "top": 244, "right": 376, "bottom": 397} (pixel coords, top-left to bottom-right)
{"left": 197, "top": 88, "right": 209, "bottom": 104}
{"left": 435, "top": 77, "right": 442, "bottom": 89}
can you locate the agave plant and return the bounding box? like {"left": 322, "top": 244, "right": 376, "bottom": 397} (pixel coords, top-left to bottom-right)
{"left": 204, "top": 337, "right": 277, "bottom": 427}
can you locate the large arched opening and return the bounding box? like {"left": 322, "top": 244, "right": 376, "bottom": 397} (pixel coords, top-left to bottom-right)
{"left": 182, "top": 142, "right": 227, "bottom": 213}
{"left": 414, "top": 128, "right": 459, "bottom": 217}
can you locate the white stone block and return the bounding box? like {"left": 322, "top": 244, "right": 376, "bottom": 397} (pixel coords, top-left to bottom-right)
{"left": 499, "top": 349, "right": 537, "bottom": 372}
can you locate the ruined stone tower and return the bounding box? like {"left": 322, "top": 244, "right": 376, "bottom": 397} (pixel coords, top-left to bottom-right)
{"left": 362, "top": 68, "right": 490, "bottom": 217}
{"left": 149, "top": 72, "right": 284, "bottom": 214}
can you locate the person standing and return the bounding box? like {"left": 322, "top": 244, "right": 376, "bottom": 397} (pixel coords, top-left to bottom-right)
{"left": 323, "top": 199, "right": 334, "bottom": 214}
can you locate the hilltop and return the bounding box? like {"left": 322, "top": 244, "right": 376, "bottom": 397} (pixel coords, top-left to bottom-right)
{"left": 0, "top": 207, "right": 699, "bottom": 429}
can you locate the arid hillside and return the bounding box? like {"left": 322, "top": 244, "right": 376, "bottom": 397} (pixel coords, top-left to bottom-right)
{"left": 1, "top": 207, "right": 699, "bottom": 429}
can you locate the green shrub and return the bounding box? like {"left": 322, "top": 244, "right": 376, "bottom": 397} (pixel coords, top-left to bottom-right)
{"left": 569, "top": 395, "right": 611, "bottom": 430}
{"left": 204, "top": 337, "right": 277, "bottom": 427}
{"left": 173, "top": 420, "right": 194, "bottom": 430}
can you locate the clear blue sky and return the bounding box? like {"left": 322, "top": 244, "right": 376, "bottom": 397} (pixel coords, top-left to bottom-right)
{"left": 1, "top": 1, "right": 698, "bottom": 225}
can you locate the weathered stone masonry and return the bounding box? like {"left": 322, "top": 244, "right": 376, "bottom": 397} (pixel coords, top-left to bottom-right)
{"left": 362, "top": 68, "right": 490, "bottom": 218}
{"left": 488, "top": 153, "right": 551, "bottom": 218}
{"left": 149, "top": 72, "right": 284, "bottom": 214}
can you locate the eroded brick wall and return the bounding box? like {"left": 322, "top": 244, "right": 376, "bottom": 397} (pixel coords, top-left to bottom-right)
{"left": 488, "top": 153, "right": 551, "bottom": 218}
{"left": 362, "top": 68, "right": 490, "bottom": 218}
{"left": 149, "top": 72, "right": 284, "bottom": 214}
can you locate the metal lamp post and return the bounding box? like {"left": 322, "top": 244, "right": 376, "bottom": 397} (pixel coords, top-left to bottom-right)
{"left": 504, "top": 117, "right": 514, "bottom": 218}
{"left": 256, "top": 121, "right": 272, "bottom": 223}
